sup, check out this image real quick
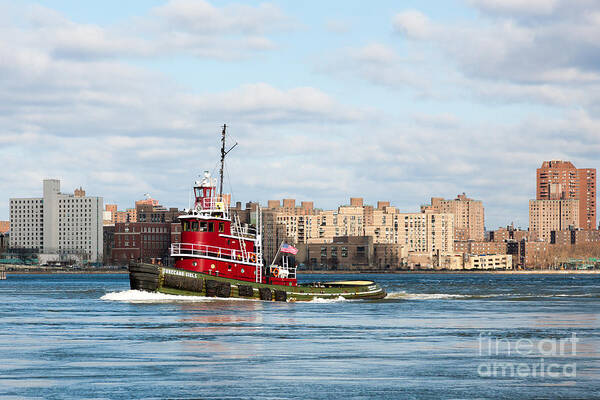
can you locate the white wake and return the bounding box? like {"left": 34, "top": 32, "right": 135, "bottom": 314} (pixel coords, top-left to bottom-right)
{"left": 306, "top": 296, "right": 348, "bottom": 303}
{"left": 385, "top": 291, "right": 472, "bottom": 300}
{"left": 101, "top": 290, "right": 213, "bottom": 303}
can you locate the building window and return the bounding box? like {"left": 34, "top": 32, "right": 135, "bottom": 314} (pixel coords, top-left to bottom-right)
{"left": 341, "top": 247, "right": 348, "bottom": 257}
{"left": 331, "top": 246, "right": 337, "bottom": 258}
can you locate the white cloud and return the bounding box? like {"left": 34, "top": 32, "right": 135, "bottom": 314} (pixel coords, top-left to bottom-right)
{"left": 353, "top": 43, "right": 397, "bottom": 65}
{"left": 0, "top": 4, "right": 378, "bottom": 219}
{"left": 393, "top": 10, "right": 433, "bottom": 39}
{"left": 3, "top": 1, "right": 293, "bottom": 62}
{"left": 467, "top": 0, "right": 559, "bottom": 16}
{"left": 319, "top": 43, "right": 435, "bottom": 94}
{"left": 152, "top": 0, "right": 289, "bottom": 35}
{"left": 192, "top": 83, "right": 365, "bottom": 123}
{"left": 386, "top": 3, "right": 600, "bottom": 111}
{"left": 412, "top": 113, "right": 460, "bottom": 129}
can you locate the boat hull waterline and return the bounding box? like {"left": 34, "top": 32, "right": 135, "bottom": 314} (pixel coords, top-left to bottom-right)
{"left": 129, "top": 262, "right": 387, "bottom": 301}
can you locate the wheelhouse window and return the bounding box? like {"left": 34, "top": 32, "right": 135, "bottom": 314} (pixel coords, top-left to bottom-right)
{"left": 219, "top": 222, "right": 225, "bottom": 233}
{"left": 182, "top": 221, "right": 190, "bottom": 231}
{"left": 191, "top": 221, "right": 199, "bottom": 232}
{"left": 200, "top": 221, "right": 208, "bottom": 232}
{"left": 208, "top": 222, "right": 214, "bottom": 232}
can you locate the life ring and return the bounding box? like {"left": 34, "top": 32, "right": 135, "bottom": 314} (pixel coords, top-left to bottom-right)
{"left": 272, "top": 268, "right": 279, "bottom": 277}
{"left": 249, "top": 253, "right": 257, "bottom": 263}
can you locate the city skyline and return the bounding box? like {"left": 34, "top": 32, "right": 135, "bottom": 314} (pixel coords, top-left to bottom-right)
{"left": 1, "top": 1, "right": 600, "bottom": 229}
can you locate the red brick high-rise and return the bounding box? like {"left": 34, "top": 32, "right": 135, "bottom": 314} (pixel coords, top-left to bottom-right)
{"left": 536, "top": 160, "right": 596, "bottom": 229}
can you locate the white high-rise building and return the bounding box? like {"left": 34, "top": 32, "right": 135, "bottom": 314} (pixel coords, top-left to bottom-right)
{"left": 9, "top": 179, "right": 103, "bottom": 263}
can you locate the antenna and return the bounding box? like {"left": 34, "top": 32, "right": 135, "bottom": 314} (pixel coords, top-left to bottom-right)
{"left": 218, "top": 124, "right": 238, "bottom": 198}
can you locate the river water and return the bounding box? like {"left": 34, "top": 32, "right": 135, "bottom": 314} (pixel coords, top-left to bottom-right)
{"left": 0, "top": 273, "right": 598, "bottom": 399}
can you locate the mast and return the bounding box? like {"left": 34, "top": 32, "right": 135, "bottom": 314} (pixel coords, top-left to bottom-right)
{"left": 219, "top": 124, "right": 226, "bottom": 197}
{"left": 218, "top": 124, "right": 238, "bottom": 198}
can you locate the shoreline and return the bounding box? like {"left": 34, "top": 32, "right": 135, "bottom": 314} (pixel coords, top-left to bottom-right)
{"left": 298, "top": 269, "right": 600, "bottom": 274}
{"left": 4, "top": 268, "right": 599, "bottom": 275}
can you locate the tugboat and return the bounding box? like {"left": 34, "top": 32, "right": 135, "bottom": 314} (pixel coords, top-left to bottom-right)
{"left": 128, "top": 125, "right": 386, "bottom": 301}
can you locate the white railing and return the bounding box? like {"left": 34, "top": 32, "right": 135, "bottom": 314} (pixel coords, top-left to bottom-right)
{"left": 269, "top": 255, "right": 296, "bottom": 279}
{"left": 196, "top": 196, "right": 229, "bottom": 218}
{"left": 269, "top": 264, "right": 297, "bottom": 279}
{"left": 171, "top": 242, "right": 260, "bottom": 265}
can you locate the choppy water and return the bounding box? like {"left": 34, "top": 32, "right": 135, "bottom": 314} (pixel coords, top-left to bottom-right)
{"left": 0, "top": 273, "right": 599, "bottom": 399}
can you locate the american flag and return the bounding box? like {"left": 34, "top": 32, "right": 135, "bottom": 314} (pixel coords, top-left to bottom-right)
{"left": 280, "top": 243, "right": 298, "bottom": 255}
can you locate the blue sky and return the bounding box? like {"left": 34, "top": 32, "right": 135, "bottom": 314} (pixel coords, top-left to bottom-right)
{"left": 1, "top": 0, "right": 600, "bottom": 229}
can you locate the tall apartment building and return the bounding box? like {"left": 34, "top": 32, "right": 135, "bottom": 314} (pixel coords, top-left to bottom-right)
{"left": 319, "top": 205, "right": 365, "bottom": 239}
{"left": 424, "top": 194, "right": 485, "bottom": 241}
{"left": 529, "top": 199, "right": 579, "bottom": 242}
{"left": 536, "top": 160, "right": 596, "bottom": 229}
{"left": 9, "top": 179, "right": 103, "bottom": 262}
{"left": 397, "top": 212, "right": 454, "bottom": 254}
{"left": 364, "top": 205, "right": 399, "bottom": 243}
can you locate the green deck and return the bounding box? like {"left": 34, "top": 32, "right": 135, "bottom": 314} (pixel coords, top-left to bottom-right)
{"left": 156, "top": 266, "right": 386, "bottom": 301}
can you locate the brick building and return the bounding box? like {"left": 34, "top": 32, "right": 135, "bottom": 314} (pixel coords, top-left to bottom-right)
{"left": 136, "top": 204, "right": 182, "bottom": 223}
{"left": 298, "top": 236, "right": 407, "bottom": 271}
{"left": 536, "top": 160, "right": 596, "bottom": 229}
{"left": 111, "top": 222, "right": 172, "bottom": 265}
{"left": 104, "top": 204, "right": 136, "bottom": 224}
{"left": 489, "top": 225, "right": 528, "bottom": 243}
{"left": 529, "top": 199, "right": 579, "bottom": 242}
{"left": 550, "top": 229, "right": 600, "bottom": 245}
{"left": 423, "top": 193, "right": 485, "bottom": 241}
{"left": 0, "top": 232, "right": 8, "bottom": 253}
{"left": 469, "top": 241, "right": 507, "bottom": 255}
{"left": 103, "top": 225, "right": 115, "bottom": 265}
{"left": 524, "top": 241, "right": 549, "bottom": 268}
